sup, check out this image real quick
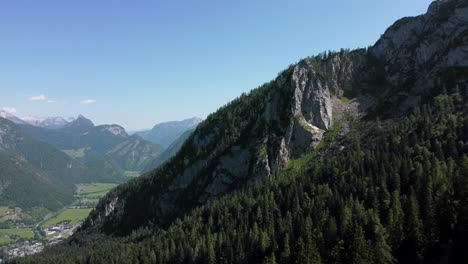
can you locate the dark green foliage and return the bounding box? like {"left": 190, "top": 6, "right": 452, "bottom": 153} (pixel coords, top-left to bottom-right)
{"left": 15, "top": 92, "right": 468, "bottom": 263}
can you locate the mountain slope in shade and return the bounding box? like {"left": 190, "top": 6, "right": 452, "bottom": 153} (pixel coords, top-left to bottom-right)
{"left": 0, "top": 152, "right": 73, "bottom": 211}
{"left": 0, "top": 118, "right": 85, "bottom": 210}
{"left": 135, "top": 117, "right": 202, "bottom": 148}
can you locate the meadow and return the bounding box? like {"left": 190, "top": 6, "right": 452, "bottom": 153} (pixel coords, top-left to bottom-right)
{"left": 41, "top": 208, "right": 92, "bottom": 227}
{"left": 75, "top": 183, "right": 118, "bottom": 199}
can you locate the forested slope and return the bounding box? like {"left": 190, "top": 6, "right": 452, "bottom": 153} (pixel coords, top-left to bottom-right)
{"left": 18, "top": 91, "right": 468, "bottom": 263}
{"left": 12, "top": 0, "right": 468, "bottom": 263}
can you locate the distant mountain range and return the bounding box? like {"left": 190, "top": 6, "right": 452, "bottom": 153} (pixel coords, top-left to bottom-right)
{"left": 21, "top": 115, "right": 164, "bottom": 173}
{"left": 0, "top": 111, "right": 202, "bottom": 214}
{"left": 1, "top": 113, "right": 200, "bottom": 172}
{"left": 0, "top": 110, "right": 75, "bottom": 129}
{"left": 135, "top": 117, "right": 202, "bottom": 148}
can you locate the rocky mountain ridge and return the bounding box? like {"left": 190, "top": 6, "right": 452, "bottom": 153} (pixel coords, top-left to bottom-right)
{"left": 85, "top": 0, "right": 468, "bottom": 234}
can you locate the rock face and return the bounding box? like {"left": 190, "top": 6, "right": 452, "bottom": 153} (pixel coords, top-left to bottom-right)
{"left": 87, "top": 50, "right": 362, "bottom": 232}
{"left": 86, "top": 0, "right": 467, "bottom": 234}
{"left": 369, "top": 0, "right": 468, "bottom": 93}
{"left": 291, "top": 60, "right": 333, "bottom": 130}
{"left": 99, "top": 125, "right": 128, "bottom": 137}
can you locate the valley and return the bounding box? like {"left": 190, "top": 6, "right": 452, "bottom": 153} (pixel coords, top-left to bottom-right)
{"left": 0, "top": 182, "right": 116, "bottom": 259}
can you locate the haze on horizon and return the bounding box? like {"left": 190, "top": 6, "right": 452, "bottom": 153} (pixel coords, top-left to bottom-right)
{"left": 0, "top": 0, "right": 431, "bottom": 131}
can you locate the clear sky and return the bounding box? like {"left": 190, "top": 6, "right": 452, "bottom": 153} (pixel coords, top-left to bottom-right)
{"left": 0, "top": 0, "right": 432, "bottom": 130}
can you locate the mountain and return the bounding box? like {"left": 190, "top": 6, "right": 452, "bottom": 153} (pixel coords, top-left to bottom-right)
{"left": 21, "top": 116, "right": 164, "bottom": 173}
{"left": 135, "top": 117, "right": 202, "bottom": 148}
{"left": 21, "top": 115, "right": 75, "bottom": 129}
{"left": 0, "top": 110, "right": 28, "bottom": 125}
{"left": 0, "top": 152, "right": 73, "bottom": 212}
{"left": 0, "top": 118, "right": 84, "bottom": 210}
{"left": 15, "top": 0, "right": 468, "bottom": 263}
{"left": 0, "top": 110, "right": 75, "bottom": 129}
{"left": 62, "top": 115, "right": 94, "bottom": 131}
{"left": 142, "top": 128, "right": 195, "bottom": 172}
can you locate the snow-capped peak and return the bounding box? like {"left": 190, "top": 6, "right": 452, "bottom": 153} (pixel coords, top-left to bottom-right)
{"left": 0, "top": 109, "right": 28, "bottom": 124}
{"left": 15, "top": 115, "right": 75, "bottom": 129}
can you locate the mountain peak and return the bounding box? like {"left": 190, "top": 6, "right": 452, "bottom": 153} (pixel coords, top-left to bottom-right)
{"left": 0, "top": 109, "right": 27, "bottom": 125}
{"left": 64, "top": 115, "right": 94, "bottom": 129}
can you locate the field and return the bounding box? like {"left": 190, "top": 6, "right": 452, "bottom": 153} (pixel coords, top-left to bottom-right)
{"left": 0, "top": 207, "right": 23, "bottom": 223}
{"left": 0, "top": 228, "right": 34, "bottom": 239}
{"left": 0, "top": 228, "right": 35, "bottom": 245}
{"left": 0, "top": 237, "right": 15, "bottom": 245}
{"left": 124, "top": 171, "right": 140, "bottom": 178}
{"left": 41, "top": 208, "right": 92, "bottom": 227}
{"left": 75, "top": 183, "right": 118, "bottom": 199}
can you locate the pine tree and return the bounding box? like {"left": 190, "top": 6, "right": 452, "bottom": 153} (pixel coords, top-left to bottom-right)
{"left": 369, "top": 210, "right": 394, "bottom": 264}
{"left": 280, "top": 233, "right": 291, "bottom": 263}
{"left": 401, "top": 188, "right": 423, "bottom": 263}
{"left": 343, "top": 222, "right": 371, "bottom": 264}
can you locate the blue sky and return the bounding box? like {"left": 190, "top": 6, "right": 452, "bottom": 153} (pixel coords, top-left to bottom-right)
{"left": 0, "top": 0, "right": 432, "bottom": 130}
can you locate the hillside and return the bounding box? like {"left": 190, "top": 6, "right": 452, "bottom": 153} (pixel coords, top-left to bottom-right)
{"left": 14, "top": 0, "right": 468, "bottom": 263}
{"left": 0, "top": 152, "right": 72, "bottom": 211}
{"left": 0, "top": 118, "right": 83, "bottom": 210}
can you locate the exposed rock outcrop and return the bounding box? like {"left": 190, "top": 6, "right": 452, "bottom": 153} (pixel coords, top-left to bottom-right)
{"left": 369, "top": 0, "right": 468, "bottom": 93}
{"left": 87, "top": 50, "right": 364, "bottom": 231}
